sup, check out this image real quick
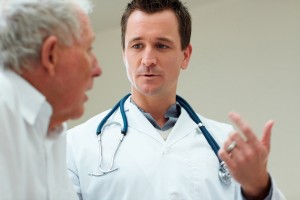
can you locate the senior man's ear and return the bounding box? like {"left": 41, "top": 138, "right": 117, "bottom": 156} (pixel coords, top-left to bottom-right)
{"left": 41, "top": 36, "right": 59, "bottom": 76}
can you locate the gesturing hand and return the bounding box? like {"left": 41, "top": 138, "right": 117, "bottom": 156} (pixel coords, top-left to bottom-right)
{"left": 218, "top": 112, "right": 273, "bottom": 199}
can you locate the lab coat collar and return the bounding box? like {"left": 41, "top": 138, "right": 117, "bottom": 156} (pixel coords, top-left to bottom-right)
{"left": 166, "top": 108, "right": 199, "bottom": 146}
{"left": 124, "top": 98, "right": 199, "bottom": 145}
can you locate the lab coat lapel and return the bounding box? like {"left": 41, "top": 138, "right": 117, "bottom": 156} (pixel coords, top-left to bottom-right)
{"left": 166, "top": 108, "right": 199, "bottom": 146}
{"left": 125, "top": 100, "right": 165, "bottom": 144}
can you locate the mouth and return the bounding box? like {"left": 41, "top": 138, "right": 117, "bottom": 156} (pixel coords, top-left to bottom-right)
{"left": 144, "top": 74, "right": 155, "bottom": 77}
{"left": 86, "top": 80, "right": 94, "bottom": 91}
{"left": 142, "top": 73, "right": 159, "bottom": 77}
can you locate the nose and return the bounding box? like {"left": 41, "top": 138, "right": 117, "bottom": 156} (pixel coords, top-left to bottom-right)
{"left": 141, "top": 47, "right": 157, "bottom": 67}
{"left": 92, "top": 56, "right": 102, "bottom": 78}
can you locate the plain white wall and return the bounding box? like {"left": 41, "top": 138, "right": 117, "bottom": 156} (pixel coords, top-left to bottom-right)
{"left": 68, "top": 0, "right": 300, "bottom": 198}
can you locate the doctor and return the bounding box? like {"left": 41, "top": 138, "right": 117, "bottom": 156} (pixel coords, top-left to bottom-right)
{"left": 67, "top": 0, "right": 285, "bottom": 199}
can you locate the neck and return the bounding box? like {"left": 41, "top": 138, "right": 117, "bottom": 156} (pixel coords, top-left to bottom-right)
{"left": 21, "top": 66, "right": 67, "bottom": 133}
{"left": 131, "top": 92, "right": 176, "bottom": 127}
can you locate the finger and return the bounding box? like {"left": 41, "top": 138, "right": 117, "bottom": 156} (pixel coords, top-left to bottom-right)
{"left": 224, "top": 132, "right": 244, "bottom": 156}
{"left": 219, "top": 134, "right": 237, "bottom": 161}
{"left": 218, "top": 148, "right": 236, "bottom": 170}
{"left": 219, "top": 135, "right": 233, "bottom": 161}
{"left": 222, "top": 132, "right": 235, "bottom": 149}
{"left": 227, "top": 133, "right": 248, "bottom": 160}
{"left": 261, "top": 120, "right": 274, "bottom": 152}
{"left": 218, "top": 148, "right": 231, "bottom": 163}
{"left": 228, "top": 112, "right": 258, "bottom": 143}
{"left": 230, "top": 131, "right": 247, "bottom": 147}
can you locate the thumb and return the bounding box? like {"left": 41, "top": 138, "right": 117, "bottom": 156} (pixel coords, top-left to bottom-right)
{"left": 261, "top": 120, "right": 274, "bottom": 152}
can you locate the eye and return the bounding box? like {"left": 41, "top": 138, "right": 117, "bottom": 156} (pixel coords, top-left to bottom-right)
{"left": 156, "top": 44, "right": 169, "bottom": 49}
{"left": 131, "top": 44, "right": 143, "bottom": 49}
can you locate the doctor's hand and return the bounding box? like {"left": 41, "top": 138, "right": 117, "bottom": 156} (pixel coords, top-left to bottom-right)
{"left": 218, "top": 112, "right": 273, "bottom": 200}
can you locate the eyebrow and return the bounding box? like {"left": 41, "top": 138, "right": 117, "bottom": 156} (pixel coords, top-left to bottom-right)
{"left": 157, "top": 37, "right": 175, "bottom": 45}
{"left": 127, "top": 37, "right": 142, "bottom": 44}
{"left": 128, "top": 37, "right": 175, "bottom": 45}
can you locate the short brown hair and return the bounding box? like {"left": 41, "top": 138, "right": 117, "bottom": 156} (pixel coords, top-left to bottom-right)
{"left": 121, "top": 0, "right": 192, "bottom": 50}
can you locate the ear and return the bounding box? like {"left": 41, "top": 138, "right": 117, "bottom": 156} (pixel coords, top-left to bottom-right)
{"left": 181, "top": 44, "right": 192, "bottom": 70}
{"left": 41, "top": 36, "right": 59, "bottom": 76}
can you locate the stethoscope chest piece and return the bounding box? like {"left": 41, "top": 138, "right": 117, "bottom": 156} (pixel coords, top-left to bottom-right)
{"left": 218, "top": 161, "right": 232, "bottom": 185}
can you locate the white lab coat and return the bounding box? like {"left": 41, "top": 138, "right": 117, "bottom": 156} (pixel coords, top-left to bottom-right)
{"left": 67, "top": 98, "right": 285, "bottom": 200}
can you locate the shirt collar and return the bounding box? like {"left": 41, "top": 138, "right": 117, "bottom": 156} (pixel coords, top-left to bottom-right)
{"left": 6, "top": 70, "right": 52, "bottom": 125}
{"left": 130, "top": 98, "right": 181, "bottom": 131}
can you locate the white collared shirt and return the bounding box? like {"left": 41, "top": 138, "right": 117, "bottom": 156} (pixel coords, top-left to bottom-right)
{"left": 0, "top": 69, "right": 77, "bottom": 200}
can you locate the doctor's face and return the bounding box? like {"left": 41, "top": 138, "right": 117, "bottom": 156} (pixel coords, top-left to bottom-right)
{"left": 122, "top": 10, "right": 192, "bottom": 98}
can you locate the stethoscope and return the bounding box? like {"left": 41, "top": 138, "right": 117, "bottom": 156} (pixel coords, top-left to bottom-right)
{"left": 89, "top": 93, "right": 232, "bottom": 185}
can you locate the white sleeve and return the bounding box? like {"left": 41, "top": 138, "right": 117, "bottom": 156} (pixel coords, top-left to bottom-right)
{"left": 240, "top": 176, "right": 286, "bottom": 200}
{"left": 0, "top": 99, "right": 17, "bottom": 198}
{"left": 268, "top": 177, "right": 286, "bottom": 200}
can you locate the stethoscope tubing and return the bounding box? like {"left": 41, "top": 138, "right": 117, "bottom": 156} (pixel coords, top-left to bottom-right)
{"left": 95, "top": 94, "right": 232, "bottom": 184}
{"left": 97, "top": 94, "right": 130, "bottom": 135}
{"left": 176, "top": 95, "right": 221, "bottom": 162}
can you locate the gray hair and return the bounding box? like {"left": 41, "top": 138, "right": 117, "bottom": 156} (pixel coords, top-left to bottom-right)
{"left": 0, "top": 0, "right": 93, "bottom": 71}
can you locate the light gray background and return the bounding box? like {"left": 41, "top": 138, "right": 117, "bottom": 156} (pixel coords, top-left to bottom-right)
{"left": 68, "top": 0, "right": 300, "bottom": 199}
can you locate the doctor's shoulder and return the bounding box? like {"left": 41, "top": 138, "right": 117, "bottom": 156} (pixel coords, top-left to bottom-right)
{"left": 67, "top": 109, "right": 112, "bottom": 139}
{"left": 196, "top": 113, "right": 233, "bottom": 142}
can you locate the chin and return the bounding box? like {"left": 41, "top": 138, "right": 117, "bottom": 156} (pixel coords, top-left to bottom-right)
{"left": 138, "top": 87, "right": 161, "bottom": 96}
{"left": 70, "top": 107, "right": 85, "bottom": 120}
{"left": 84, "top": 93, "right": 89, "bottom": 102}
